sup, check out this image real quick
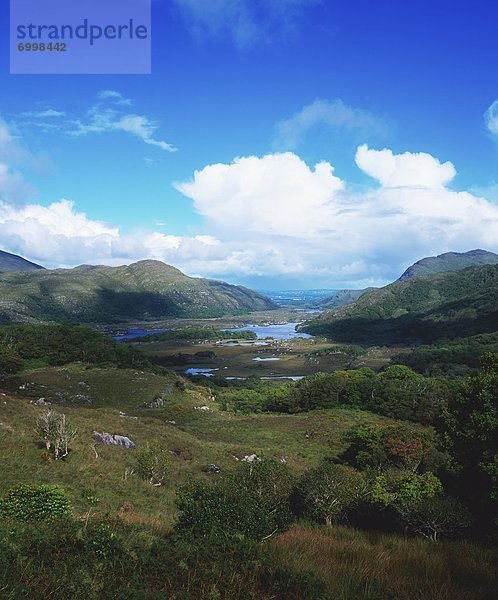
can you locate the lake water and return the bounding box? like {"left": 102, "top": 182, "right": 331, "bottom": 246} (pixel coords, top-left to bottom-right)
{"left": 113, "top": 328, "right": 167, "bottom": 341}
{"left": 224, "top": 323, "right": 312, "bottom": 340}
{"left": 183, "top": 368, "right": 219, "bottom": 377}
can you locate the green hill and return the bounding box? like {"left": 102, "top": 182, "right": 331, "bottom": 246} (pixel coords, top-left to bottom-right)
{"left": 303, "top": 264, "right": 498, "bottom": 344}
{"left": 398, "top": 249, "right": 498, "bottom": 280}
{"left": 0, "top": 250, "right": 44, "bottom": 273}
{"left": 0, "top": 259, "right": 277, "bottom": 325}
{"left": 317, "top": 288, "right": 371, "bottom": 309}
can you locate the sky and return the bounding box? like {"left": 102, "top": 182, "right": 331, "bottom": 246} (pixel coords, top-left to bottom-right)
{"left": 0, "top": 0, "right": 498, "bottom": 289}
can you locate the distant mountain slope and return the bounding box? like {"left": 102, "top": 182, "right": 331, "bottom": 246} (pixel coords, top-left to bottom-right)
{"left": 398, "top": 249, "right": 498, "bottom": 280}
{"left": 317, "top": 288, "right": 371, "bottom": 309}
{"left": 303, "top": 264, "right": 498, "bottom": 344}
{"left": 0, "top": 259, "right": 277, "bottom": 325}
{"left": 0, "top": 250, "right": 44, "bottom": 272}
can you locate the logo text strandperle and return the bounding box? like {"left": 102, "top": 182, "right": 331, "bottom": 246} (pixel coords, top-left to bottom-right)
{"left": 16, "top": 19, "right": 148, "bottom": 46}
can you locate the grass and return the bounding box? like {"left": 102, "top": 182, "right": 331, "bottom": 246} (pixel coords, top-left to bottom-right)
{"left": 134, "top": 335, "right": 399, "bottom": 378}
{"left": 0, "top": 364, "right": 394, "bottom": 524}
{"left": 272, "top": 524, "right": 497, "bottom": 599}
{"left": 0, "top": 362, "right": 496, "bottom": 599}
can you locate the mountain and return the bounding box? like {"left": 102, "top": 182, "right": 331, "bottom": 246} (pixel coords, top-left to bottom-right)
{"left": 302, "top": 264, "right": 498, "bottom": 344}
{"left": 317, "top": 288, "right": 371, "bottom": 309}
{"left": 0, "top": 250, "right": 44, "bottom": 273}
{"left": 398, "top": 249, "right": 498, "bottom": 281}
{"left": 0, "top": 259, "right": 277, "bottom": 325}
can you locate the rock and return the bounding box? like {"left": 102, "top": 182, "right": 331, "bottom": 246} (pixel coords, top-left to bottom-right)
{"left": 143, "top": 397, "right": 165, "bottom": 409}
{"left": 35, "top": 398, "right": 51, "bottom": 406}
{"left": 207, "top": 464, "right": 221, "bottom": 474}
{"left": 93, "top": 431, "right": 135, "bottom": 449}
{"left": 119, "top": 411, "right": 138, "bottom": 420}
{"left": 167, "top": 420, "right": 177, "bottom": 426}
{"left": 241, "top": 454, "right": 261, "bottom": 462}
{"left": 194, "top": 405, "right": 211, "bottom": 411}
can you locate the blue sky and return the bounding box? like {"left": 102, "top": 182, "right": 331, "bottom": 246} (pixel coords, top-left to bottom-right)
{"left": 0, "top": 0, "right": 497, "bottom": 289}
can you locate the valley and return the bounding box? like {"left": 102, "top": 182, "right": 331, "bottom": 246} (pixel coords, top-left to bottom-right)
{"left": 0, "top": 250, "right": 496, "bottom": 599}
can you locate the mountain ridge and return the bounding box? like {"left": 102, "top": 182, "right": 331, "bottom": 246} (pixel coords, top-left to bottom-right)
{"left": 0, "top": 259, "right": 277, "bottom": 325}
{"left": 398, "top": 249, "right": 498, "bottom": 280}
{"left": 0, "top": 250, "right": 44, "bottom": 273}
{"left": 302, "top": 263, "right": 498, "bottom": 344}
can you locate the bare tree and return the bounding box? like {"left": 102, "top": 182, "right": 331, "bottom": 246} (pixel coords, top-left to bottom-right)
{"left": 35, "top": 410, "right": 77, "bottom": 460}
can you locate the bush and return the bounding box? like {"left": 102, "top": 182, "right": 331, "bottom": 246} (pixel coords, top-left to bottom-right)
{"left": 135, "top": 444, "right": 170, "bottom": 486}
{"left": 397, "top": 495, "right": 472, "bottom": 541}
{"left": 0, "top": 484, "right": 72, "bottom": 522}
{"left": 293, "top": 463, "right": 366, "bottom": 526}
{"left": 0, "top": 347, "right": 23, "bottom": 374}
{"left": 177, "top": 459, "right": 294, "bottom": 540}
{"left": 35, "top": 409, "right": 77, "bottom": 460}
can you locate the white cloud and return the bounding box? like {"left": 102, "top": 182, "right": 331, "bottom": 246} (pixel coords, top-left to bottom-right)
{"left": 69, "top": 95, "right": 177, "bottom": 152}
{"left": 175, "top": 147, "right": 498, "bottom": 284}
{"left": 355, "top": 145, "right": 456, "bottom": 188}
{"left": 173, "top": 0, "right": 319, "bottom": 48}
{"left": 0, "top": 164, "right": 35, "bottom": 205}
{"left": 0, "top": 139, "right": 497, "bottom": 287}
{"left": 485, "top": 100, "right": 498, "bottom": 135}
{"left": 176, "top": 152, "right": 344, "bottom": 237}
{"left": 0, "top": 199, "right": 226, "bottom": 270}
{"left": 274, "top": 99, "right": 388, "bottom": 150}
{"left": 0, "top": 120, "right": 36, "bottom": 204}
{"left": 98, "top": 90, "right": 133, "bottom": 106}
{"left": 20, "top": 109, "right": 66, "bottom": 119}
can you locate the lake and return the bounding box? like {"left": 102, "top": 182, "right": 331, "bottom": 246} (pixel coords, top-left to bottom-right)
{"left": 224, "top": 322, "right": 312, "bottom": 340}
{"left": 113, "top": 328, "right": 167, "bottom": 341}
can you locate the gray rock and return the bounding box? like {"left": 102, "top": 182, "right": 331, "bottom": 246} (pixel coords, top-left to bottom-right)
{"left": 93, "top": 431, "right": 135, "bottom": 449}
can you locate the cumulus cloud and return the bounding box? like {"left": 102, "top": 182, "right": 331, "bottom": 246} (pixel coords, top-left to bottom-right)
{"left": 485, "top": 100, "right": 498, "bottom": 135}
{"left": 176, "top": 152, "right": 343, "bottom": 237}
{"left": 0, "top": 137, "right": 497, "bottom": 287}
{"left": 355, "top": 145, "right": 457, "bottom": 188}
{"left": 175, "top": 146, "right": 498, "bottom": 285}
{"left": 274, "top": 99, "right": 389, "bottom": 150}
{"left": 173, "top": 0, "right": 320, "bottom": 48}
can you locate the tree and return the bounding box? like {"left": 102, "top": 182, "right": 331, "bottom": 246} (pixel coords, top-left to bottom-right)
{"left": 0, "top": 347, "right": 23, "bottom": 375}
{"left": 397, "top": 495, "right": 471, "bottom": 541}
{"left": 35, "top": 410, "right": 77, "bottom": 460}
{"left": 135, "top": 444, "right": 169, "bottom": 486}
{"left": 293, "top": 463, "right": 366, "bottom": 526}
{"left": 370, "top": 470, "right": 442, "bottom": 511}
{"left": 340, "top": 423, "right": 387, "bottom": 470}
{"left": 176, "top": 459, "right": 293, "bottom": 540}
{"left": 438, "top": 353, "right": 498, "bottom": 532}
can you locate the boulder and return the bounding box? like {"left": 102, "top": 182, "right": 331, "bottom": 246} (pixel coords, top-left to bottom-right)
{"left": 93, "top": 431, "right": 135, "bottom": 449}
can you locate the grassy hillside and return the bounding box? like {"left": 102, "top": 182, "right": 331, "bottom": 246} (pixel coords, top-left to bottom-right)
{"left": 0, "top": 250, "right": 44, "bottom": 273}
{"left": 0, "top": 365, "right": 390, "bottom": 520}
{"left": 0, "top": 323, "right": 496, "bottom": 598}
{"left": 0, "top": 259, "right": 277, "bottom": 324}
{"left": 317, "top": 288, "right": 370, "bottom": 309}
{"left": 303, "top": 264, "right": 498, "bottom": 345}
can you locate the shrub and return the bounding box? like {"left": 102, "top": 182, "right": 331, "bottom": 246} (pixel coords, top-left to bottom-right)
{"left": 177, "top": 459, "right": 294, "bottom": 540}
{"left": 0, "top": 347, "right": 23, "bottom": 374}
{"left": 397, "top": 495, "right": 472, "bottom": 541}
{"left": 0, "top": 484, "right": 72, "bottom": 521}
{"left": 35, "top": 410, "right": 77, "bottom": 460}
{"left": 293, "top": 463, "right": 367, "bottom": 526}
{"left": 135, "top": 444, "right": 170, "bottom": 486}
